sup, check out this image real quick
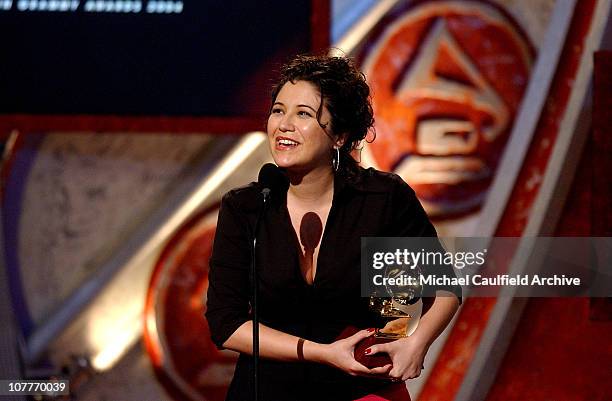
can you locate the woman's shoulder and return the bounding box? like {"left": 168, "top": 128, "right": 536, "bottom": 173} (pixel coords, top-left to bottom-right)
{"left": 220, "top": 182, "right": 263, "bottom": 214}
{"left": 350, "top": 167, "right": 415, "bottom": 196}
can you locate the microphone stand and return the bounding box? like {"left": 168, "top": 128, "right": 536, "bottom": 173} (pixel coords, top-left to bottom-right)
{"left": 251, "top": 188, "right": 270, "bottom": 401}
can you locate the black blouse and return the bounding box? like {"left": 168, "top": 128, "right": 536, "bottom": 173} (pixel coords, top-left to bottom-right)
{"left": 205, "top": 166, "right": 460, "bottom": 401}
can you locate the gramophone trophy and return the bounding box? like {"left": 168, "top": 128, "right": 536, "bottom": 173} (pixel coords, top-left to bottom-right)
{"left": 355, "top": 264, "right": 423, "bottom": 368}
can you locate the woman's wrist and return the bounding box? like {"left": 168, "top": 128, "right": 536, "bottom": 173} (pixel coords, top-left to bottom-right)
{"left": 407, "top": 331, "right": 432, "bottom": 349}
{"left": 301, "top": 340, "right": 327, "bottom": 364}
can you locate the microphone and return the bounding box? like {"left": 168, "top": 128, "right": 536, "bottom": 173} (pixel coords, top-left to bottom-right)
{"left": 257, "top": 163, "right": 289, "bottom": 201}
{"left": 252, "top": 163, "right": 286, "bottom": 401}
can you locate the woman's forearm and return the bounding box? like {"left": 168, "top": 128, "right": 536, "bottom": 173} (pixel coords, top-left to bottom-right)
{"left": 411, "top": 292, "right": 460, "bottom": 348}
{"left": 222, "top": 321, "right": 327, "bottom": 363}
{"left": 223, "top": 322, "right": 390, "bottom": 377}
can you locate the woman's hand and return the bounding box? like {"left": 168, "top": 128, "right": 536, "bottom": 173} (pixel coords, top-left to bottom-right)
{"left": 319, "top": 329, "right": 392, "bottom": 378}
{"left": 364, "top": 335, "right": 429, "bottom": 381}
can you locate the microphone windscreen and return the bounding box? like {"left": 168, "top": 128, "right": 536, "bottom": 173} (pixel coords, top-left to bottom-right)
{"left": 257, "top": 163, "right": 289, "bottom": 192}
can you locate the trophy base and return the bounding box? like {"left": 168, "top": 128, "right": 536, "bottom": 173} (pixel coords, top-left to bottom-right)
{"left": 354, "top": 335, "right": 395, "bottom": 369}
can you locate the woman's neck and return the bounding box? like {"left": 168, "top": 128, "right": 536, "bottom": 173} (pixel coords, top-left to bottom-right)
{"left": 287, "top": 166, "right": 334, "bottom": 206}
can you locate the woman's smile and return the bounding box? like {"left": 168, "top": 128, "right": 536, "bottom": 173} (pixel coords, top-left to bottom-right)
{"left": 275, "top": 135, "right": 301, "bottom": 150}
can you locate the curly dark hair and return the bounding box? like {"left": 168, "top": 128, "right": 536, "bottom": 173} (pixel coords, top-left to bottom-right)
{"left": 270, "top": 53, "right": 375, "bottom": 174}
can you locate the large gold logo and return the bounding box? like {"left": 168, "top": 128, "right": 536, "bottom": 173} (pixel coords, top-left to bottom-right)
{"left": 360, "top": 1, "right": 533, "bottom": 218}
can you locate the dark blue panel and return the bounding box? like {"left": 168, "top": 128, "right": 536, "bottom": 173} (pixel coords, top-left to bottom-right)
{"left": 0, "top": 1, "right": 312, "bottom": 117}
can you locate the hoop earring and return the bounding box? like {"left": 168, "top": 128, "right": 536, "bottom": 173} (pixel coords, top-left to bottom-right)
{"left": 332, "top": 147, "right": 340, "bottom": 172}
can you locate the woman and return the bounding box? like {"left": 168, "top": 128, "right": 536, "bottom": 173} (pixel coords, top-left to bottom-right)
{"left": 206, "top": 54, "right": 460, "bottom": 401}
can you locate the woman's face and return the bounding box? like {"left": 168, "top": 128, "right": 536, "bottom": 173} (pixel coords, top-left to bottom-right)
{"left": 267, "top": 80, "right": 337, "bottom": 173}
